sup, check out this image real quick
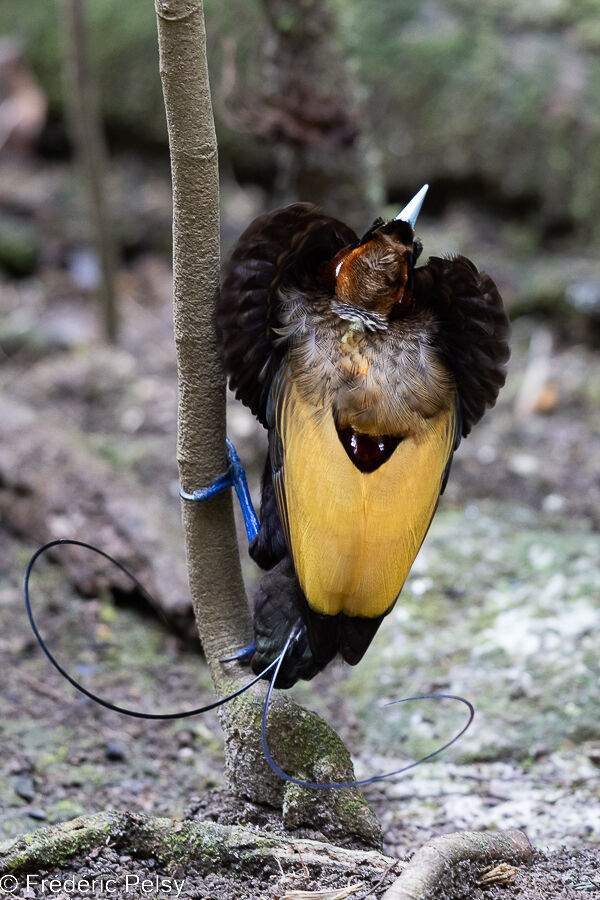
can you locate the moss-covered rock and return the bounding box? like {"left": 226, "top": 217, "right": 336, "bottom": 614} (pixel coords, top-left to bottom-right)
{"left": 221, "top": 690, "right": 382, "bottom": 846}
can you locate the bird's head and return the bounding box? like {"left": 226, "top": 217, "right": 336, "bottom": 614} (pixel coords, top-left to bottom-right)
{"left": 327, "top": 185, "right": 428, "bottom": 319}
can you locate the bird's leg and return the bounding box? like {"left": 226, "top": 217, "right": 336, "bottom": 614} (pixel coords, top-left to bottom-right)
{"left": 179, "top": 437, "right": 259, "bottom": 544}
{"left": 179, "top": 438, "right": 260, "bottom": 669}
{"left": 249, "top": 453, "right": 287, "bottom": 570}
{"left": 250, "top": 557, "right": 340, "bottom": 688}
{"left": 216, "top": 555, "right": 324, "bottom": 688}
{"left": 220, "top": 642, "right": 255, "bottom": 664}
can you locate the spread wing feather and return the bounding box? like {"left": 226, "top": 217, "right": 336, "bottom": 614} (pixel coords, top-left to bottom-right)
{"left": 413, "top": 256, "right": 510, "bottom": 436}
{"left": 216, "top": 203, "right": 357, "bottom": 427}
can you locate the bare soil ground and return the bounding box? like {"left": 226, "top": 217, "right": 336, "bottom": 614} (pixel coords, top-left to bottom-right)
{"left": 6, "top": 843, "right": 600, "bottom": 899}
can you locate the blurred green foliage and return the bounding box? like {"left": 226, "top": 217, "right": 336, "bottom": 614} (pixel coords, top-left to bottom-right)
{"left": 337, "top": 0, "right": 600, "bottom": 232}
{"left": 2, "top": 0, "right": 600, "bottom": 234}
{"left": 0, "top": 215, "right": 39, "bottom": 276}
{"left": 0, "top": 0, "right": 166, "bottom": 141}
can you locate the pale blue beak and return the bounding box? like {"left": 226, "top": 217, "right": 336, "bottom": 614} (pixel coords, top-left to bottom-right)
{"left": 394, "top": 184, "right": 429, "bottom": 229}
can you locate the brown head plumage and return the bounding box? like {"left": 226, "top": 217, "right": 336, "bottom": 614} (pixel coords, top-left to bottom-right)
{"left": 327, "top": 220, "right": 415, "bottom": 316}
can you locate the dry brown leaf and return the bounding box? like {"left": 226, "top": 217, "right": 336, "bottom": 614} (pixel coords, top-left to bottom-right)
{"left": 478, "top": 862, "right": 519, "bottom": 886}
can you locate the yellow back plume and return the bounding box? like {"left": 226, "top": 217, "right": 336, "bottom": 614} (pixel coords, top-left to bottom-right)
{"left": 273, "top": 378, "right": 457, "bottom": 619}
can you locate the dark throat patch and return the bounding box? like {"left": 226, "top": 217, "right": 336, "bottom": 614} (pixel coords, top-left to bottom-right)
{"left": 335, "top": 423, "right": 401, "bottom": 473}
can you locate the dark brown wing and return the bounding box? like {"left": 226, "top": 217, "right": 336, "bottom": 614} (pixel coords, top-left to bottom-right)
{"left": 413, "top": 256, "right": 510, "bottom": 437}
{"left": 216, "top": 202, "right": 357, "bottom": 426}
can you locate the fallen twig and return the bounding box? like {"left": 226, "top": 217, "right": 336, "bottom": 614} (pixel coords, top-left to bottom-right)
{"left": 381, "top": 829, "right": 533, "bottom": 899}
{"left": 15, "top": 670, "right": 78, "bottom": 706}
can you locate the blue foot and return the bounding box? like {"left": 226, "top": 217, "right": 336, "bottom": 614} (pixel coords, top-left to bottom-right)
{"left": 220, "top": 641, "right": 255, "bottom": 664}
{"left": 179, "top": 438, "right": 260, "bottom": 545}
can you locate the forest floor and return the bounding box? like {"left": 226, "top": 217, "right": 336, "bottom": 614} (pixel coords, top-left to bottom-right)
{"left": 1, "top": 155, "right": 599, "bottom": 897}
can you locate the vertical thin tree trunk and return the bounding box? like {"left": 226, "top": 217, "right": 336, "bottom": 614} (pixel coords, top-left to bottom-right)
{"left": 154, "top": 0, "right": 251, "bottom": 687}
{"left": 154, "top": 0, "right": 380, "bottom": 844}
{"left": 59, "top": 0, "right": 119, "bottom": 343}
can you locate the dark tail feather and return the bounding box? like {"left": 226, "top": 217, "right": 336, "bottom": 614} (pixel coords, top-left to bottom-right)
{"left": 338, "top": 614, "right": 385, "bottom": 665}
{"left": 251, "top": 555, "right": 385, "bottom": 688}
{"left": 251, "top": 556, "right": 332, "bottom": 688}
{"left": 303, "top": 600, "right": 385, "bottom": 667}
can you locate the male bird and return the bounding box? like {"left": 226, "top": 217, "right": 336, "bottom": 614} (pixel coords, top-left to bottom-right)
{"left": 216, "top": 187, "right": 510, "bottom": 687}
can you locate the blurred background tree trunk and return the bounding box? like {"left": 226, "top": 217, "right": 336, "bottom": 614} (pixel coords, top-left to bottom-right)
{"left": 58, "top": 0, "right": 119, "bottom": 343}
{"left": 260, "top": 0, "right": 383, "bottom": 227}
{"left": 217, "top": 0, "right": 383, "bottom": 229}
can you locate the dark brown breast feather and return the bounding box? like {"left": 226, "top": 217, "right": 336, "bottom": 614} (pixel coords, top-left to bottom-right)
{"left": 413, "top": 256, "right": 510, "bottom": 437}
{"left": 216, "top": 203, "right": 358, "bottom": 426}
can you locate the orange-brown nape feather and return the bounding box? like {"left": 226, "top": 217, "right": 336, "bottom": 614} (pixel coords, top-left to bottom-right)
{"left": 328, "top": 229, "right": 413, "bottom": 315}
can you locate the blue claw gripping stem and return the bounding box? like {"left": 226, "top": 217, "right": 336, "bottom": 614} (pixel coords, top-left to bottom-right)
{"left": 179, "top": 437, "right": 260, "bottom": 545}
